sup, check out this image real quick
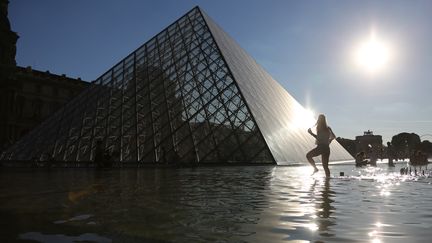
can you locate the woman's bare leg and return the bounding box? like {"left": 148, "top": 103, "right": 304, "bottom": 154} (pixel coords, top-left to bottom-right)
{"left": 321, "top": 150, "right": 330, "bottom": 177}
{"left": 306, "top": 147, "right": 320, "bottom": 174}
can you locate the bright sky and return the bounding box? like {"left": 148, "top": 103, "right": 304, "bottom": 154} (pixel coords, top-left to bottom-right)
{"left": 9, "top": 0, "right": 432, "bottom": 143}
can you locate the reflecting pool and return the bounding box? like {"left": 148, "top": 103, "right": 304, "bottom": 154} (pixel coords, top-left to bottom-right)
{"left": 0, "top": 162, "right": 431, "bottom": 242}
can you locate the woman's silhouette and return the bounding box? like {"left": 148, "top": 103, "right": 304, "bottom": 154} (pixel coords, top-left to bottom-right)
{"left": 306, "top": 114, "right": 336, "bottom": 177}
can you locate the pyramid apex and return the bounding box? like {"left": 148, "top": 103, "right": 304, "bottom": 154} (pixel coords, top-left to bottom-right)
{"left": 186, "top": 6, "right": 204, "bottom": 17}
{"left": 193, "top": 5, "right": 206, "bottom": 14}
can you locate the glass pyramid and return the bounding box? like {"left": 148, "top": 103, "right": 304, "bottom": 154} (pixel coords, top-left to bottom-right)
{"left": 1, "top": 7, "right": 353, "bottom": 165}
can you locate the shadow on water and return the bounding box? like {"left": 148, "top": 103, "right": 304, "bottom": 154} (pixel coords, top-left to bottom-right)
{"left": 0, "top": 167, "right": 274, "bottom": 242}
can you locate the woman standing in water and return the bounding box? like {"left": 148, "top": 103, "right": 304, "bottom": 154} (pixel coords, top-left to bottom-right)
{"left": 306, "top": 114, "right": 336, "bottom": 177}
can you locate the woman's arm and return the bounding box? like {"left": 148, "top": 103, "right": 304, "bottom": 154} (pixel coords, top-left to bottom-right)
{"left": 308, "top": 128, "right": 317, "bottom": 138}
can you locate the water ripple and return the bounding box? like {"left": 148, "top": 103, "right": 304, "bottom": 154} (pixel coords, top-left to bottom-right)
{"left": 1, "top": 163, "right": 431, "bottom": 242}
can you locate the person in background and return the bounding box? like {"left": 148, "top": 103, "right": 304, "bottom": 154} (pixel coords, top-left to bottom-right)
{"left": 94, "top": 140, "right": 104, "bottom": 168}
{"left": 355, "top": 151, "right": 367, "bottom": 167}
{"left": 387, "top": 142, "right": 395, "bottom": 167}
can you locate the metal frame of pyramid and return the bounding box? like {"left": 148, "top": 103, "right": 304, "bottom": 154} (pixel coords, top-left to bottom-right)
{"left": 1, "top": 6, "right": 353, "bottom": 165}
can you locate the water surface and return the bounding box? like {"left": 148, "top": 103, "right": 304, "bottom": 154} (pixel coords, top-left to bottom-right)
{"left": 0, "top": 162, "right": 431, "bottom": 242}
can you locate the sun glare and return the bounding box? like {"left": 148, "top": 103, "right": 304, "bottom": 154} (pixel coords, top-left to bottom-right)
{"left": 291, "top": 106, "right": 316, "bottom": 129}
{"left": 354, "top": 31, "right": 392, "bottom": 74}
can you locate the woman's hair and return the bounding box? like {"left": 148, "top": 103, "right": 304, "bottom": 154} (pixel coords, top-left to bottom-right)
{"left": 316, "top": 114, "right": 328, "bottom": 133}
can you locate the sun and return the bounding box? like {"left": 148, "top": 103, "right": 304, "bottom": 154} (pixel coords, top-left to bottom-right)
{"left": 291, "top": 106, "right": 316, "bottom": 129}
{"left": 354, "top": 31, "right": 392, "bottom": 74}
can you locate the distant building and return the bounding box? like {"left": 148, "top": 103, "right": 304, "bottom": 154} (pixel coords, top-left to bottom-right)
{"left": 0, "top": 1, "right": 89, "bottom": 150}
{"left": 355, "top": 130, "right": 383, "bottom": 159}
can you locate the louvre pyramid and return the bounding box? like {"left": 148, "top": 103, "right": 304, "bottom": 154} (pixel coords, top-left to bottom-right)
{"left": 1, "top": 7, "right": 353, "bottom": 165}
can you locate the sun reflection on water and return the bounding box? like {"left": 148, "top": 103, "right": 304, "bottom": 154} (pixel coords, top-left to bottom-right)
{"left": 371, "top": 238, "right": 382, "bottom": 243}
{"left": 368, "top": 230, "right": 378, "bottom": 237}
{"left": 267, "top": 162, "right": 432, "bottom": 242}
{"left": 305, "top": 222, "right": 319, "bottom": 231}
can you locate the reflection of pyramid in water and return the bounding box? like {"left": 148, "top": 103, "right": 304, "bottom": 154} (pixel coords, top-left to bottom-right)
{"left": 2, "top": 7, "right": 352, "bottom": 165}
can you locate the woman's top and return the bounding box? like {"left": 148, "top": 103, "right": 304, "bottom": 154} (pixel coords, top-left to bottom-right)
{"left": 316, "top": 126, "right": 335, "bottom": 145}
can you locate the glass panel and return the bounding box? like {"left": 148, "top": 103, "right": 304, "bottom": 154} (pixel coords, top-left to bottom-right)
{"left": 202, "top": 9, "right": 353, "bottom": 165}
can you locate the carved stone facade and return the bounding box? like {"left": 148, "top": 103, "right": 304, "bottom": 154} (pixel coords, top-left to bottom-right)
{"left": 0, "top": 0, "right": 18, "bottom": 66}
{"left": 0, "top": 66, "right": 89, "bottom": 150}
{"left": 0, "top": 0, "right": 89, "bottom": 151}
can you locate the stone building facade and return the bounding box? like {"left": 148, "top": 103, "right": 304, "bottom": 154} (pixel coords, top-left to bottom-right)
{"left": 0, "top": 66, "right": 89, "bottom": 150}
{"left": 0, "top": 0, "right": 89, "bottom": 151}
{"left": 355, "top": 130, "right": 383, "bottom": 159}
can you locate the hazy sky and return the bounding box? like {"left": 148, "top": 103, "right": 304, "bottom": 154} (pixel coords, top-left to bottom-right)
{"left": 9, "top": 0, "right": 432, "bottom": 143}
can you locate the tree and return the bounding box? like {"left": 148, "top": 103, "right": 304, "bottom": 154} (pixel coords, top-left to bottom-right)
{"left": 419, "top": 140, "right": 432, "bottom": 156}
{"left": 391, "top": 132, "right": 421, "bottom": 158}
